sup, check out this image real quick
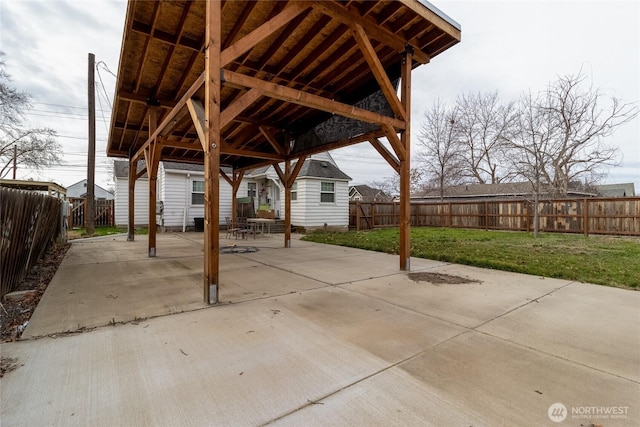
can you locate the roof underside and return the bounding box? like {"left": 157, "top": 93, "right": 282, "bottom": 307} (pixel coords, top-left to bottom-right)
{"left": 107, "top": 0, "right": 461, "bottom": 171}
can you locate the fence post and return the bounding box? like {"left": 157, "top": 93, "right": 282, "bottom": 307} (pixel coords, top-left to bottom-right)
{"left": 371, "top": 202, "right": 376, "bottom": 229}
{"left": 583, "top": 198, "right": 589, "bottom": 237}
{"left": 447, "top": 202, "right": 452, "bottom": 227}
{"left": 484, "top": 201, "right": 489, "bottom": 231}
{"left": 356, "top": 201, "right": 361, "bottom": 231}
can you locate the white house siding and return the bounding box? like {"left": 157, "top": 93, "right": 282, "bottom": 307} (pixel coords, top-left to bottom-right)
{"left": 114, "top": 177, "right": 151, "bottom": 227}
{"left": 159, "top": 171, "right": 234, "bottom": 228}
{"left": 286, "top": 178, "right": 349, "bottom": 229}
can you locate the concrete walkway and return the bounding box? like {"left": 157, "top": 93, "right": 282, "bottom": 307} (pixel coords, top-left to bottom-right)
{"left": 1, "top": 232, "right": 638, "bottom": 426}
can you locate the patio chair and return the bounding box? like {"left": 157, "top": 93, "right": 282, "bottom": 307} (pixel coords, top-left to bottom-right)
{"left": 236, "top": 217, "right": 256, "bottom": 240}
{"left": 225, "top": 216, "right": 239, "bottom": 239}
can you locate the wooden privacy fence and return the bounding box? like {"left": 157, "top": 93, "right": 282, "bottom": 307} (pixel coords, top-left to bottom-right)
{"left": 69, "top": 197, "right": 115, "bottom": 228}
{"left": 1, "top": 187, "right": 63, "bottom": 296}
{"left": 350, "top": 197, "right": 640, "bottom": 236}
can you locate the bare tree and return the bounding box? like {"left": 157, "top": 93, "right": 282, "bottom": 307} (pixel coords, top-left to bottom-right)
{"left": 416, "top": 100, "right": 465, "bottom": 200}
{"left": 369, "top": 167, "right": 424, "bottom": 198}
{"left": 509, "top": 90, "right": 556, "bottom": 237}
{"left": 0, "top": 52, "right": 61, "bottom": 179}
{"left": 455, "top": 91, "right": 518, "bottom": 184}
{"left": 539, "top": 70, "right": 638, "bottom": 196}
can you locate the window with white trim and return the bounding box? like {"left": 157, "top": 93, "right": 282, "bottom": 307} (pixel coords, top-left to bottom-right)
{"left": 191, "top": 180, "right": 204, "bottom": 205}
{"left": 247, "top": 182, "right": 257, "bottom": 199}
{"left": 291, "top": 182, "right": 297, "bottom": 201}
{"left": 320, "top": 181, "right": 335, "bottom": 203}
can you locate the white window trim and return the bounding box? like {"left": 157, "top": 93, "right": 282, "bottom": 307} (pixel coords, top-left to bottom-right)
{"left": 320, "top": 181, "right": 335, "bottom": 204}
{"left": 191, "top": 179, "right": 205, "bottom": 206}
{"left": 291, "top": 182, "right": 298, "bottom": 202}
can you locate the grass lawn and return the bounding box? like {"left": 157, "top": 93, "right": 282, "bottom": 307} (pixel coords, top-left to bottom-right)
{"left": 302, "top": 227, "right": 640, "bottom": 289}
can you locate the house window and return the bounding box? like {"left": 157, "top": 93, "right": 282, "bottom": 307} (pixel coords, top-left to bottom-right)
{"left": 247, "top": 182, "right": 257, "bottom": 199}
{"left": 320, "top": 181, "right": 335, "bottom": 203}
{"left": 291, "top": 182, "right": 297, "bottom": 201}
{"left": 192, "top": 180, "right": 204, "bottom": 205}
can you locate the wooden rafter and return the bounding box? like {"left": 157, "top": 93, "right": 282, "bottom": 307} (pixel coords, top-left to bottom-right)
{"left": 222, "top": 70, "right": 406, "bottom": 130}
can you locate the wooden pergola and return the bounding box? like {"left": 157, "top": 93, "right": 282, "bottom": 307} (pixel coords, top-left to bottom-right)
{"left": 107, "top": 0, "right": 461, "bottom": 304}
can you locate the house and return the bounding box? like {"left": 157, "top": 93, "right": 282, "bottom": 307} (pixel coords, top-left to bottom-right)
{"left": 113, "top": 152, "right": 351, "bottom": 231}
{"left": 349, "top": 184, "right": 393, "bottom": 202}
{"left": 244, "top": 152, "right": 351, "bottom": 230}
{"left": 113, "top": 161, "right": 235, "bottom": 229}
{"left": 595, "top": 183, "right": 636, "bottom": 197}
{"left": 66, "top": 179, "right": 114, "bottom": 200}
{"left": 411, "top": 182, "right": 597, "bottom": 202}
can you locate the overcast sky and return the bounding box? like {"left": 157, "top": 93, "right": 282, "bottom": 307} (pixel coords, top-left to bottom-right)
{"left": 1, "top": 0, "right": 638, "bottom": 193}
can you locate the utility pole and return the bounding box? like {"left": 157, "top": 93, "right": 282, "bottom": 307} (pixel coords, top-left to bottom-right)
{"left": 12, "top": 144, "right": 17, "bottom": 179}
{"left": 87, "top": 53, "right": 96, "bottom": 236}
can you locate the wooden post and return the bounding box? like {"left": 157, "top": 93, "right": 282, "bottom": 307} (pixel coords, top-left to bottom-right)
{"left": 204, "top": 0, "right": 222, "bottom": 304}
{"left": 146, "top": 109, "right": 160, "bottom": 257}
{"left": 127, "top": 158, "right": 136, "bottom": 241}
{"left": 284, "top": 159, "right": 292, "bottom": 248}
{"left": 356, "top": 201, "right": 361, "bottom": 231}
{"left": 398, "top": 47, "right": 412, "bottom": 271}
{"left": 87, "top": 52, "right": 96, "bottom": 236}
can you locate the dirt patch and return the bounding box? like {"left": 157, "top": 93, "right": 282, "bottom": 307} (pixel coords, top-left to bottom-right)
{"left": 0, "top": 356, "right": 22, "bottom": 377}
{"left": 1, "top": 242, "right": 70, "bottom": 342}
{"left": 408, "top": 272, "right": 480, "bottom": 285}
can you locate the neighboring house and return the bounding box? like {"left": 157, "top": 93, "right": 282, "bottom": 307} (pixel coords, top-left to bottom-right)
{"left": 113, "top": 152, "right": 351, "bottom": 230}
{"left": 66, "top": 179, "right": 114, "bottom": 200}
{"left": 595, "top": 183, "right": 636, "bottom": 197}
{"left": 113, "top": 161, "right": 236, "bottom": 229}
{"left": 411, "top": 182, "right": 597, "bottom": 202}
{"left": 244, "top": 152, "right": 351, "bottom": 230}
{"left": 349, "top": 184, "right": 393, "bottom": 202}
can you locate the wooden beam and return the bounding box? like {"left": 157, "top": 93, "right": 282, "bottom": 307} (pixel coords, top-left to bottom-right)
{"left": 220, "top": 88, "right": 263, "bottom": 129}
{"left": 259, "top": 126, "right": 286, "bottom": 156}
{"left": 272, "top": 162, "right": 286, "bottom": 184}
{"left": 221, "top": 2, "right": 310, "bottom": 67}
{"left": 288, "top": 155, "right": 307, "bottom": 188}
{"left": 351, "top": 23, "right": 406, "bottom": 120}
{"left": 186, "top": 98, "right": 207, "bottom": 151}
{"left": 219, "top": 168, "right": 233, "bottom": 187}
{"left": 222, "top": 70, "right": 406, "bottom": 130}
{"left": 162, "top": 139, "right": 203, "bottom": 151}
{"left": 369, "top": 138, "right": 400, "bottom": 173}
{"left": 290, "top": 129, "right": 386, "bottom": 159}
{"left": 311, "top": 1, "right": 431, "bottom": 64}
{"left": 132, "top": 71, "right": 205, "bottom": 164}
{"left": 382, "top": 124, "right": 406, "bottom": 161}
{"left": 221, "top": 145, "right": 285, "bottom": 161}
{"left": 204, "top": 0, "right": 221, "bottom": 305}
{"left": 118, "top": 91, "right": 176, "bottom": 109}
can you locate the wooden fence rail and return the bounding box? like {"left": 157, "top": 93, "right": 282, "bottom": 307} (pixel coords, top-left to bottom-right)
{"left": 1, "top": 188, "right": 63, "bottom": 296}
{"left": 68, "top": 198, "right": 115, "bottom": 228}
{"left": 350, "top": 197, "right": 640, "bottom": 236}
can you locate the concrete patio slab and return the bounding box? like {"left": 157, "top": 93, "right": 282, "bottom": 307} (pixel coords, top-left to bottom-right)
{"left": 273, "top": 366, "right": 489, "bottom": 426}
{"left": 2, "top": 232, "right": 638, "bottom": 426}
{"left": 340, "top": 264, "right": 572, "bottom": 328}
{"left": 2, "top": 298, "right": 391, "bottom": 427}
{"left": 398, "top": 331, "right": 639, "bottom": 426}
{"left": 274, "top": 286, "right": 467, "bottom": 363}
{"left": 478, "top": 281, "right": 640, "bottom": 382}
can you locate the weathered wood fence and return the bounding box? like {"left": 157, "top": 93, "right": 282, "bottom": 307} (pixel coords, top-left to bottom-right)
{"left": 69, "top": 197, "right": 115, "bottom": 228}
{"left": 350, "top": 197, "right": 640, "bottom": 236}
{"left": 1, "top": 188, "right": 63, "bottom": 296}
